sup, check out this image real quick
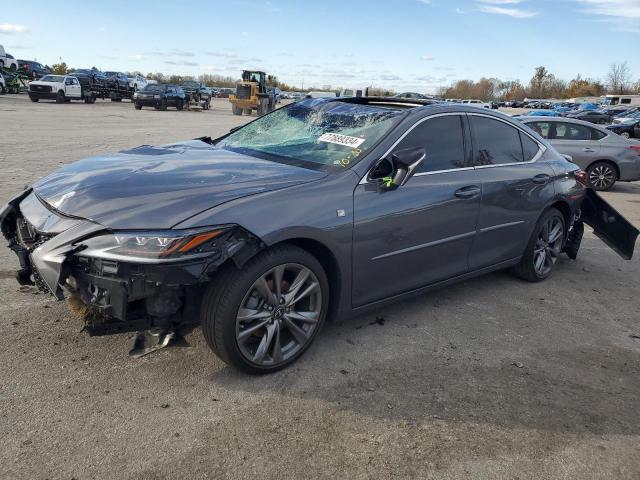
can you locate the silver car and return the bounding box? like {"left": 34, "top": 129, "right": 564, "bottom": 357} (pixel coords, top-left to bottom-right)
{"left": 521, "top": 117, "right": 640, "bottom": 190}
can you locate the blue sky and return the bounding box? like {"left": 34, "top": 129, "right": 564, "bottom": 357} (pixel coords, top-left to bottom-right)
{"left": 1, "top": 0, "right": 638, "bottom": 92}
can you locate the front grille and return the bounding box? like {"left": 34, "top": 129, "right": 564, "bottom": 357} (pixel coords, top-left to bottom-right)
{"left": 30, "top": 85, "right": 52, "bottom": 93}
{"left": 236, "top": 85, "right": 251, "bottom": 100}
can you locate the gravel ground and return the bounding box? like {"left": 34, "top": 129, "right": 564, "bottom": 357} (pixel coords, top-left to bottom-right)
{"left": 0, "top": 95, "right": 639, "bottom": 480}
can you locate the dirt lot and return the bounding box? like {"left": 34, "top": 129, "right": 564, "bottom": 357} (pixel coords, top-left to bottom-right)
{"left": 1, "top": 95, "right": 639, "bottom": 480}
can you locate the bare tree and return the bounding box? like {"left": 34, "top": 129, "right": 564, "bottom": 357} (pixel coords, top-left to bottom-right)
{"left": 606, "top": 61, "right": 632, "bottom": 94}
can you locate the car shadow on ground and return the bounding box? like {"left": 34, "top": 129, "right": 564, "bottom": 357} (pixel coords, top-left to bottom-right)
{"left": 205, "top": 267, "right": 640, "bottom": 438}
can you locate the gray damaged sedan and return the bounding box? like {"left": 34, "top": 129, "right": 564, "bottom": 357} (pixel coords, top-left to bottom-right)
{"left": 1, "top": 98, "right": 637, "bottom": 373}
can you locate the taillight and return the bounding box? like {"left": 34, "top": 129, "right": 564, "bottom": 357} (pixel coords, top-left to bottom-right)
{"left": 575, "top": 170, "right": 588, "bottom": 187}
{"left": 629, "top": 145, "right": 640, "bottom": 155}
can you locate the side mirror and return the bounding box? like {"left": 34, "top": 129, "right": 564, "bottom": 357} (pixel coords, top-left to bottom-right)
{"left": 368, "top": 147, "right": 426, "bottom": 190}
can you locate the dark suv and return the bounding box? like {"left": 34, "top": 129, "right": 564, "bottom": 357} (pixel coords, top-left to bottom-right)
{"left": 18, "top": 60, "right": 50, "bottom": 80}
{"left": 133, "top": 83, "right": 186, "bottom": 110}
{"left": 68, "top": 68, "right": 107, "bottom": 89}
{"left": 104, "top": 71, "right": 130, "bottom": 90}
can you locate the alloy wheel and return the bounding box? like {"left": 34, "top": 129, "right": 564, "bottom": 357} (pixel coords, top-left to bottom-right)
{"left": 235, "top": 263, "right": 322, "bottom": 366}
{"left": 589, "top": 165, "right": 615, "bottom": 190}
{"left": 533, "top": 217, "right": 564, "bottom": 277}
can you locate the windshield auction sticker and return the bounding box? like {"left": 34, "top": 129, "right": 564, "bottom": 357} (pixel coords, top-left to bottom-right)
{"left": 318, "top": 133, "right": 366, "bottom": 148}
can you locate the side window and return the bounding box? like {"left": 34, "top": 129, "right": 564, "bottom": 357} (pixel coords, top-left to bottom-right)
{"left": 590, "top": 128, "right": 607, "bottom": 140}
{"left": 528, "top": 121, "right": 551, "bottom": 139}
{"left": 554, "top": 123, "right": 591, "bottom": 141}
{"left": 520, "top": 133, "right": 540, "bottom": 161}
{"left": 470, "top": 116, "right": 523, "bottom": 165}
{"left": 621, "top": 98, "right": 631, "bottom": 104}
{"left": 393, "top": 115, "right": 467, "bottom": 173}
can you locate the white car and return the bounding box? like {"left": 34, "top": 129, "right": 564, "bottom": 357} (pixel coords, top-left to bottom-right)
{"left": 27, "top": 74, "right": 94, "bottom": 103}
{"left": 0, "top": 45, "right": 19, "bottom": 70}
{"left": 128, "top": 74, "right": 148, "bottom": 90}
{"left": 462, "top": 99, "right": 491, "bottom": 109}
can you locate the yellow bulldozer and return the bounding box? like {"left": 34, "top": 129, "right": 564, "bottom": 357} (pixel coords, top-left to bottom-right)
{"left": 229, "top": 70, "right": 277, "bottom": 116}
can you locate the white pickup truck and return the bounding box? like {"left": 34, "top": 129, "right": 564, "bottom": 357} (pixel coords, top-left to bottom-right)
{"left": 462, "top": 99, "right": 492, "bottom": 109}
{"left": 0, "top": 45, "right": 19, "bottom": 70}
{"left": 28, "top": 74, "right": 96, "bottom": 103}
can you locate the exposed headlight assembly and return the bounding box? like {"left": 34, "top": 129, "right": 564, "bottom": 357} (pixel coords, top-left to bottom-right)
{"left": 76, "top": 227, "right": 230, "bottom": 262}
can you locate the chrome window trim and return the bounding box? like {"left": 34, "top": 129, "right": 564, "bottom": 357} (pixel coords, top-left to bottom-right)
{"left": 360, "top": 111, "right": 546, "bottom": 185}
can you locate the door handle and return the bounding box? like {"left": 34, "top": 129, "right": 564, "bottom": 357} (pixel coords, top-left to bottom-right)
{"left": 583, "top": 148, "right": 596, "bottom": 153}
{"left": 532, "top": 173, "right": 550, "bottom": 184}
{"left": 454, "top": 185, "right": 481, "bottom": 199}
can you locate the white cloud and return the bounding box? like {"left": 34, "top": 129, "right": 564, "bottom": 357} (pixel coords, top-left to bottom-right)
{"left": 421, "top": 55, "right": 435, "bottom": 61}
{"left": 128, "top": 54, "right": 147, "bottom": 60}
{"left": 575, "top": 0, "right": 640, "bottom": 31}
{"left": 477, "top": 5, "right": 538, "bottom": 18}
{"left": 416, "top": 0, "right": 432, "bottom": 4}
{"left": 479, "top": 0, "right": 523, "bottom": 4}
{"left": 0, "top": 23, "right": 27, "bottom": 34}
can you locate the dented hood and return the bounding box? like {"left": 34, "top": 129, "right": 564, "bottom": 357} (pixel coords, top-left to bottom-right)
{"left": 32, "top": 141, "right": 326, "bottom": 230}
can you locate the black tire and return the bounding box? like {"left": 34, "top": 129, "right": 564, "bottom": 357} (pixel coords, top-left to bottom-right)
{"left": 512, "top": 208, "right": 565, "bottom": 283}
{"left": 160, "top": 99, "right": 168, "bottom": 111}
{"left": 176, "top": 99, "right": 184, "bottom": 111}
{"left": 55, "top": 91, "right": 65, "bottom": 104}
{"left": 134, "top": 103, "right": 142, "bottom": 110}
{"left": 257, "top": 98, "right": 268, "bottom": 116}
{"left": 29, "top": 95, "right": 38, "bottom": 102}
{"left": 587, "top": 161, "right": 617, "bottom": 191}
{"left": 111, "top": 98, "right": 122, "bottom": 102}
{"left": 243, "top": 108, "right": 252, "bottom": 115}
{"left": 201, "top": 244, "right": 329, "bottom": 374}
{"left": 232, "top": 104, "right": 243, "bottom": 115}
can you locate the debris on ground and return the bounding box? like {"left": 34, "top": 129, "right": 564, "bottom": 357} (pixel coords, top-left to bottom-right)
{"left": 512, "top": 362, "right": 525, "bottom": 368}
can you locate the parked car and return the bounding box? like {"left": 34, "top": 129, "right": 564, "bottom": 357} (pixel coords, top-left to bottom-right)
{"left": 27, "top": 74, "right": 95, "bottom": 103}
{"left": 462, "top": 99, "right": 491, "bottom": 109}
{"left": 18, "top": 60, "right": 50, "bottom": 80}
{"left": 216, "top": 87, "right": 234, "bottom": 98}
{"left": 519, "top": 109, "right": 561, "bottom": 117}
{"left": 577, "top": 102, "right": 600, "bottom": 111}
{"left": 133, "top": 83, "right": 186, "bottom": 110}
{"left": 521, "top": 117, "right": 640, "bottom": 190}
{"left": 394, "top": 92, "right": 431, "bottom": 99}
{"left": 603, "top": 106, "right": 633, "bottom": 117}
{"left": 607, "top": 118, "right": 640, "bottom": 140}
{"left": 128, "top": 74, "right": 148, "bottom": 91}
{"left": 104, "top": 71, "right": 130, "bottom": 90}
{"left": 2, "top": 97, "right": 635, "bottom": 373}
{"left": 0, "top": 45, "right": 18, "bottom": 70}
{"left": 69, "top": 68, "right": 107, "bottom": 89}
{"left": 566, "top": 110, "right": 613, "bottom": 125}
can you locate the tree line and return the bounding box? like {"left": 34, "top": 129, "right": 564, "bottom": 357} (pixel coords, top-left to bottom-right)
{"left": 439, "top": 62, "right": 638, "bottom": 101}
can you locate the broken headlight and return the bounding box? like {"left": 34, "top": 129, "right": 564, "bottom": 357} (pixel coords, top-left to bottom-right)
{"left": 76, "top": 227, "right": 229, "bottom": 262}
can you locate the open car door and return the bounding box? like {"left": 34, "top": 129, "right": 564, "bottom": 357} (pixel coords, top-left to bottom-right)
{"left": 580, "top": 189, "right": 639, "bottom": 260}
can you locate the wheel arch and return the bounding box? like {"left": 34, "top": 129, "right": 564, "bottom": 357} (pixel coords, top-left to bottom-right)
{"left": 272, "top": 237, "right": 343, "bottom": 322}
{"left": 547, "top": 199, "right": 572, "bottom": 232}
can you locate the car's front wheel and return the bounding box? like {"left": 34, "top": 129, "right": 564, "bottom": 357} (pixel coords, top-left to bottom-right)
{"left": 587, "top": 161, "right": 617, "bottom": 191}
{"left": 512, "top": 208, "right": 565, "bottom": 282}
{"left": 201, "top": 244, "right": 329, "bottom": 374}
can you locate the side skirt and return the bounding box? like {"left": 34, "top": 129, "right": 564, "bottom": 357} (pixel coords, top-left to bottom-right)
{"left": 349, "top": 257, "right": 520, "bottom": 318}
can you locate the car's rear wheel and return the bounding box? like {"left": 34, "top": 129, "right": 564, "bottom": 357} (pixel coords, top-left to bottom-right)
{"left": 176, "top": 99, "right": 184, "bottom": 111}
{"left": 160, "top": 98, "right": 168, "bottom": 111}
{"left": 512, "top": 208, "right": 565, "bottom": 282}
{"left": 232, "top": 104, "right": 242, "bottom": 115}
{"left": 134, "top": 103, "right": 142, "bottom": 110}
{"left": 587, "top": 161, "right": 617, "bottom": 191}
{"left": 201, "top": 244, "right": 329, "bottom": 374}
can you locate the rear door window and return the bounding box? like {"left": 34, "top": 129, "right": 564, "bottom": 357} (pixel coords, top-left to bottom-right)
{"left": 393, "top": 115, "right": 468, "bottom": 173}
{"left": 554, "top": 123, "right": 591, "bottom": 141}
{"left": 470, "top": 116, "right": 524, "bottom": 165}
{"left": 520, "top": 133, "right": 540, "bottom": 161}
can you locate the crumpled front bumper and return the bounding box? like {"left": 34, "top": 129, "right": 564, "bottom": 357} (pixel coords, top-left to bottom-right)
{"left": 1, "top": 190, "right": 262, "bottom": 335}
{"left": 0, "top": 189, "right": 104, "bottom": 299}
